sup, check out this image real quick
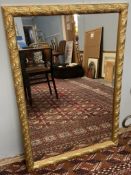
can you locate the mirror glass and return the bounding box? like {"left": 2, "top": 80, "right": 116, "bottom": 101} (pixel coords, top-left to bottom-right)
{"left": 14, "top": 13, "right": 118, "bottom": 162}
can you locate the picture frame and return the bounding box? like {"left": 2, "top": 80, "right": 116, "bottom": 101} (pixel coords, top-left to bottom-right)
{"left": 64, "top": 41, "right": 73, "bottom": 64}
{"left": 87, "top": 58, "right": 99, "bottom": 78}
{"left": 102, "top": 52, "right": 116, "bottom": 78}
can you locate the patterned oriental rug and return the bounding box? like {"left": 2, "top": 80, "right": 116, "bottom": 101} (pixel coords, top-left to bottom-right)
{"left": 27, "top": 77, "right": 113, "bottom": 161}
{"left": 0, "top": 131, "right": 131, "bottom": 175}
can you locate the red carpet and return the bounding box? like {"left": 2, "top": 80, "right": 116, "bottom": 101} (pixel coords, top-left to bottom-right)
{"left": 0, "top": 131, "right": 131, "bottom": 175}
{"left": 27, "top": 77, "right": 113, "bottom": 161}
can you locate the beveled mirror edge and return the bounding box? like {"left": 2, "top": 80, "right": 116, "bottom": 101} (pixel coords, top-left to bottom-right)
{"left": 2, "top": 3, "right": 128, "bottom": 171}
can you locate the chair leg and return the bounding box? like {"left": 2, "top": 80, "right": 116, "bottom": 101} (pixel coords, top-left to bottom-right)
{"left": 23, "top": 78, "right": 32, "bottom": 106}
{"left": 51, "top": 73, "right": 58, "bottom": 99}
{"left": 23, "top": 82, "right": 28, "bottom": 101}
{"left": 26, "top": 85, "right": 32, "bottom": 106}
{"left": 45, "top": 73, "right": 52, "bottom": 95}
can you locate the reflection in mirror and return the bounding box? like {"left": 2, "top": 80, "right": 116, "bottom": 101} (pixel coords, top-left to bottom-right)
{"left": 14, "top": 13, "right": 118, "bottom": 161}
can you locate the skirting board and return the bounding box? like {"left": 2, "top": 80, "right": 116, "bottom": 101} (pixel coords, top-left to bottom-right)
{"left": 0, "top": 155, "right": 24, "bottom": 167}
{"left": 0, "top": 127, "right": 131, "bottom": 167}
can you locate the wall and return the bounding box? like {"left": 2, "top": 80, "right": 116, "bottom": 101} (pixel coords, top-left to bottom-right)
{"left": 16, "top": 16, "right": 64, "bottom": 45}
{"left": 78, "top": 13, "right": 119, "bottom": 51}
{"left": 0, "top": 0, "right": 130, "bottom": 159}
{"left": 14, "top": 17, "right": 26, "bottom": 42}
{"left": 22, "top": 17, "right": 33, "bottom": 26}
{"left": 33, "top": 16, "right": 64, "bottom": 44}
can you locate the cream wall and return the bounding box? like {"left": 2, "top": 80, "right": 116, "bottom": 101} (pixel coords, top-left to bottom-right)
{"left": 0, "top": 0, "right": 130, "bottom": 159}
{"left": 33, "top": 16, "right": 64, "bottom": 43}
{"left": 78, "top": 13, "right": 119, "bottom": 51}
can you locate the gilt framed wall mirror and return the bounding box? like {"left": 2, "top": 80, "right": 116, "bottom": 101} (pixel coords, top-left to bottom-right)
{"left": 2, "top": 3, "right": 128, "bottom": 171}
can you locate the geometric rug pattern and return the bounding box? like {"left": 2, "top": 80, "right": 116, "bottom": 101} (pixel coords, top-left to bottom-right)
{"left": 27, "top": 77, "right": 113, "bottom": 161}
{"left": 0, "top": 131, "right": 130, "bottom": 175}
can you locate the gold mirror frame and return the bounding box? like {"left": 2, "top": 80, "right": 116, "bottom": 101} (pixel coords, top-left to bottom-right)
{"left": 2, "top": 3, "right": 128, "bottom": 171}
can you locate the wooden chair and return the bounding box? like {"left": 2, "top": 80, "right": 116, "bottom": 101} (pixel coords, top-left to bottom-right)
{"left": 57, "top": 40, "right": 66, "bottom": 54}
{"left": 19, "top": 47, "right": 58, "bottom": 105}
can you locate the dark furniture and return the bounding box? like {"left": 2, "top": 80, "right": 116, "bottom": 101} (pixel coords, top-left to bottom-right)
{"left": 19, "top": 47, "right": 58, "bottom": 105}
{"left": 53, "top": 63, "right": 84, "bottom": 79}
